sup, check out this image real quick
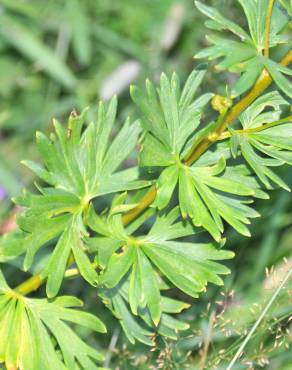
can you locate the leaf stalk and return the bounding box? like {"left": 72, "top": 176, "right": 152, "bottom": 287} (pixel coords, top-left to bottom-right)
{"left": 264, "top": 0, "right": 275, "bottom": 58}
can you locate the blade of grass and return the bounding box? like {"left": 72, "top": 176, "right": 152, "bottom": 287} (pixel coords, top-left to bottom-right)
{"left": 226, "top": 267, "right": 292, "bottom": 370}
{"left": 93, "top": 24, "right": 145, "bottom": 62}
{"left": 0, "top": 15, "right": 77, "bottom": 89}
{"left": 66, "top": 0, "right": 92, "bottom": 66}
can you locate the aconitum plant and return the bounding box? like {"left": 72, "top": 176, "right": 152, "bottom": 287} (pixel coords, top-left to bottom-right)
{"left": 0, "top": 1, "right": 291, "bottom": 369}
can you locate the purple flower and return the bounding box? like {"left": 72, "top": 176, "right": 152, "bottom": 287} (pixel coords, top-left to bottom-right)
{"left": 0, "top": 186, "right": 6, "bottom": 201}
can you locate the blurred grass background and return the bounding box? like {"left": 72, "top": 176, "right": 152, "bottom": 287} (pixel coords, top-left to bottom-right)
{"left": 0, "top": 0, "right": 291, "bottom": 368}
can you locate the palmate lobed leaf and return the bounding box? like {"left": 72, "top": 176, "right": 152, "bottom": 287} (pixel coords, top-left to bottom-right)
{"left": 0, "top": 270, "right": 106, "bottom": 370}
{"left": 0, "top": 0, "right": 291, "bottom": 361}
{"left": 99, "top": 276, "right": 191, "bottom": 346}
{"left": 195, "top": 1, "right": 291, "bottom": 97}
{"left": 131, "top": 68, "right": 213, "bottom": 164}
{"left": 230, "top": 92, "right": 292, "bottom": 191}
{"left": 13, "top": 100, "right": 150, "bottom": 297}
{"left": 87, "top": 203, "right": 234, "bottom": 325}
{"left": 155, "top": 156, "right": 263, "bottom": 240}
{"left": 134, "top": 70, "right": 291, "bottom": 240}
{"left": 23, "top": 98, "right": 149, "bottom": 198}
{"left": 133, "top": 71, "right": 268, "bottom": 240}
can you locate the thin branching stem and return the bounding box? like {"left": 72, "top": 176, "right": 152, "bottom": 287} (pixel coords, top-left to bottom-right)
{"left": 226, "top": 267, "right": 292, "bottom": 370}
{"left": 264, "top": 0, "right": 275, "bottom": 58}
{"left": 15, "top": 274, "right": 45, "bottom": 295}
{"left": 14, "top": 49, "right": 292, "bottom": 297}
{"left": 208, "top": 311, "right": 291, "bottom": 367}
{"left": 199, "top": 311, "right": 216, "bottom": 369}
{"left": 216, "top": 115, "right": 292, "bottom": 140}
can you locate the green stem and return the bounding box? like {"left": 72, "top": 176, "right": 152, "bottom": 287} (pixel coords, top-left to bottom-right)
{"left": 217, "top": 115, "right": 292, "bottom": 140}
{"left": 264, "top": 0, "right": 275, "bottom": 58}
{"left": 15, "top": 264, "right": 90, "bottom": 295}
{"left": 15, "top": 274, "right": 45, "bottom": 296}
{"left": 241, "top": 115, "right": 292, "bottom": 133}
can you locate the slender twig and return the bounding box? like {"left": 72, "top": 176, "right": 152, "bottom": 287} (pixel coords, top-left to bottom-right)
{"left": 104, "top": 326, "right": 121, "bottom": 368}
{"left": 208, "top": 311, "right": 291, "bottom": 367}
{"left": 122, "top": 185, "right": 157, "bottom": 225}
{"left": 199, "top": 311, "right": 216, "bottom": 369}
{"left": 15, "top": 262, "right": 84, "bottom": 295}
{"left": 15, "top": 274, "right": 45, "bottom": 295}
{"left": 264, "top": 0, "right": 275, "bottom": 58}
{"left": 226, "top": 268, "right": 292, "bottom": 370}
{"left": 14, "top": 49, "right": 292, "bottom": 297}
{"left": 216, "top": 115, "right": 292, "bottom": 140}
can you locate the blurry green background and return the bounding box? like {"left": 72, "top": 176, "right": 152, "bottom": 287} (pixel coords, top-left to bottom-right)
{"left": 0, "top": 0, "right": 291, "bottom": 368}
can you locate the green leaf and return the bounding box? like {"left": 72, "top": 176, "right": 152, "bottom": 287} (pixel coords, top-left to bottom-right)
{"left": 0, "top": 271, "right": 106, "bottom": 370}
{"left": 24, "top": 102, "right": 150, "bottom": 199}
{"left": 41, "top": 214, "right": 97, "bottom": 297}
{"left": 0, "top": 232, "right": 28, "bottom": 262}
{"left": 233, "top": 94, "right": 292, "bottom": 191}
{"left": 100, "top": 246, "right": 135, "bottom": 288}
{"left": 0, "top": 14, "right": 76, "bottom": 89}
{"left": 129, "top": 248, "right": 161, "bottom": 325}
{"left": 196, "top": 0, "right": 289, "bottom": 96}
{"left": 179, "top": 69, "right": 209, "bottom": 109}
{"left": 18, "top": 210, "right": 72, "bottom": 271}
{"left": 139, "top": 133, "right": 176, "bottom": 167}
{"left": 99, "top": 277, "right": 190, "bottom": 346}
{"left": 158, "top": 73, "right": 180, "bottom": 151}
{"left": 102, "top": 118, "right": 141, "bottom": 174}
{"left": 100, "top": 284, "right": 154, "bottom": 346}
{"left": 66, "top": 0, "right": 92, "bottom": 66}
{"left": 42, "top": 218, "right": 76, "bottom": 298}
{"left": 239, "top": 91, "right": 288, "bottom": 129}
{"left": 71, "top": 239, "right": 98, "bottom": 287}
{"left": 195, "top": 35, "right": 257, "bottom": 70}
{"left": 231, "top": 57, "right": 263, "bottom": 97}
{"left": 154, "top": 165, "right": 179, "bottom": 210}
{"left": 250, "top": 125, "right": 292, "bottom": 151}
{"left": 195, "top": 1, "right": 250, "bottom": 41}
{"left": 237, "top": 0, "right": 267, "bottom": 48}
{"left": 143, "top": 241, "right": 234, "bottom": 297}
{"left": 171, "top": 159, "right": 258, "bottom": 239}
{"left": 133, "top": 69, "right": 210, "bottom": 161}
{"left": 179, "top": 166, "right": 221, "bottom": 241}
{"left": 91, "top": 206, "right": 233, "bottom": 320}
{"left": 15, "top": 103, "right": 150, "bottom": 294}
{"left": 263, "top": 58, "right": 292, "bottom": 98}
{"left": 134, "top": 73, "right": 256, "bottom": 238}
{"left": 147, "top": 207, "right": 197, "bottom": 242}
{"left": 236, "top": 137, "right": 290, "bottom": 191}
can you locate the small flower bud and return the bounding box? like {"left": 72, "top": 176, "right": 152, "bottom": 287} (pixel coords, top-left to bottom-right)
{"left": 211, "top": 95, "right": 232, "bottom": 114}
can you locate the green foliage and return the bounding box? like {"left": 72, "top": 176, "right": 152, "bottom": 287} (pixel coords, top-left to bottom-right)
{"left": 87, "top": 201, "right": 233, "bottom": 324}
{"left": 133, "top": 71, "right": 270, "bottom": 240}
{"left": 0, "top": 270, "right": 106, "bottom": 370}
{"left": 0, "top": 232, "right": 27, "bottom": 262}
{"left": 99, "top": 277, "right": 190, "bottom": 346}
{"left": 230, "top": 91, "right": 292, "bottom": 190}
{"left": 14, "top": 99, "right": 150, "bottom": 297}
{"left": 195, "top": 0, "right": 292, "bottom": 97}
{"left": 131, "top": 69, "right": 213, "bottom": 164}
{"left": 0, "top": 0, "right": 291, "bottom": 368}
